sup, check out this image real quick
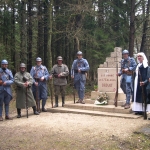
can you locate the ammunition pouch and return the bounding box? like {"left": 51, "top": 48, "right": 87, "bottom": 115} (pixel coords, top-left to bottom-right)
{"left": 34, "top": 78, "right": 46, "bottom": 82}
{"left": 34, "top": 78, "right": 40, "bottom": 82}
{"left": 53, "top": 74, "right": 66, "bottom": 78}
{"left": 23, "top": 76, "right": 28, "bottom": 82}
{"left": 74, "top": 70, "right": 86, "bottom": 74}
{"left": 54, "top": 74, "right": 58, "bottom": 78}
{"left": 0, "top": 80, "right": 3, "bottom": 86}
{"left": 122, "top": 70, "right": 133, "bottom": 76}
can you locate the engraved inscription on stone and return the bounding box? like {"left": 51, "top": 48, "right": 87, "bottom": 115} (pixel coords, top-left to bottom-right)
{"left": 98, "top": 47, "right": 122, "bottom": 92}
{"left": 98, "top": 68, "right": 121, "bottom": 92}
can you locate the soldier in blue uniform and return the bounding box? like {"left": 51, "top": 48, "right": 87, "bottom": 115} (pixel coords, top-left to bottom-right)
{"left": 30, "top": 57, "right": 49, "bottom": 112}
{"left": 71, "top": 51, "right": 90, "bottom": 104}
{"left": 117, "top": 50, "right": 137, "bottom": 109}
{"left": 0, "top": 60, "right": 14, "bottom": 121}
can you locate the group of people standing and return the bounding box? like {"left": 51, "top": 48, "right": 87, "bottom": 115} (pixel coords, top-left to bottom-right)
{"left": 1, "top": 49, "right": 150, "bottom": 121}
{"left": 118, "top": 50, "right": 150, "bottom": 119}
{"left": 0, "top": 51, "right": 89, "bottom": 121}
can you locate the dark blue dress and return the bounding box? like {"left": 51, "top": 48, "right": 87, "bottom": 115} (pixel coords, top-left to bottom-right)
{"left": 132, "top": 64, "right": 149, "bottom": 112}
{"left": 134, "top": 64, "right": 148, "bottom": 103}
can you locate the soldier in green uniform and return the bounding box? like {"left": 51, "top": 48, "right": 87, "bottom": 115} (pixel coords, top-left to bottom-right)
{"left": 49, "top": 56, "right": 69, "bottom": 107}
{"left": 14, "top": 63, "right": 39, "bottom": 118}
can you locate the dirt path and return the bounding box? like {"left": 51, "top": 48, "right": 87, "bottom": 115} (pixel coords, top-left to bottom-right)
{"left": 0, "top": 100, "right": 150, "bottom": 150}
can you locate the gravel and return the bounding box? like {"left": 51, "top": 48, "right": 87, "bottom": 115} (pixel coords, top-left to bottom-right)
{"left": 0, "top": 101, "right": 150, "bottom": 150}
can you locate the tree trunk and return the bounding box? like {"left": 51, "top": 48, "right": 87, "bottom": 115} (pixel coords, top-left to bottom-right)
{"left": 43, "top": 0, "right": 48, "bottom": 66}
{"left": 48, "top": 0, "right": 54, "bottom": 105}
{"left": 129, "top": 0, "right": 135, "bottom": 57}
{"left": 37, "top": 0, "right": 44, "bottom": 59}
{"left": 20, "top": 1, "right": 27, "bottom": 63}
{"left": 27, "top": 0, "right": 33, "bottom": 72}
{"left": 140, "top": 0, "right": 150, "bottom": 54}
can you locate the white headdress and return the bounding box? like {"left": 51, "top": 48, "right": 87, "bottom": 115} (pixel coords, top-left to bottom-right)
{"left": 137, "top": 52, "right": 148, "bottom": 68}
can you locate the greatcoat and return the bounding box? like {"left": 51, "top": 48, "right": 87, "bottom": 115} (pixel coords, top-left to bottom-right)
{"left": 14, "top": 71, "right": 36, "bottom": 109}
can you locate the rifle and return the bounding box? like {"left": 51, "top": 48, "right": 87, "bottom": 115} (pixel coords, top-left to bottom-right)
{"left": 25, "top": 87, "right": 29, "bottom": 118}
{"left": 114, "top": 62, "right": 118, "bottom": 107}
{"left": 23, "top": 76, "right": 29, "bottom": 118}
{"left": 35, "top": 78, "right": 40, "bottom": 112}
{"left": 49, "top": 79, "right": 53, "bottom": 108}
{"left": 73, "top": 84, "right": 75, "bottom": 104}
{"left": 139, "top": 69, "right": 147, "bottom": 120}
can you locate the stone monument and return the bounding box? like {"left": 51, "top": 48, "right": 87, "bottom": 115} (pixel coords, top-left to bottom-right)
{"left": 91, "top": 47, "right": 126, "bottom": 104}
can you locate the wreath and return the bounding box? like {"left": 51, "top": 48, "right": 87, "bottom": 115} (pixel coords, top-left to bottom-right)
{"left": 94, "top": 93, "right": 109, "bottom": 105}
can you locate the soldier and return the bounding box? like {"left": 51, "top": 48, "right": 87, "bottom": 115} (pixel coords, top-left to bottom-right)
{"left": 49, "top": 56, "right": 69, "bottom": 107}
{"left": 0, "top": 60, "right": 14, "bottom": 121}
{"left": 30, "top": 57, "right": 49, "bottom": 112}
{"left": 14, "top": 63, "right": 39, "bottom": 118}
{"left": 71, "top": 51, "right": 90, "bottom": 104}
{"left": 117, "top": 50, "right": 137, "bottom": 109}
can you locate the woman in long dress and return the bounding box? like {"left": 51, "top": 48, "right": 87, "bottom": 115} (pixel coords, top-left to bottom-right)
{"left": 146, "top": 67, "right": 150, "bottom": 119}
{"left": 132, "top": 52, "right": 150, "bottom": 115}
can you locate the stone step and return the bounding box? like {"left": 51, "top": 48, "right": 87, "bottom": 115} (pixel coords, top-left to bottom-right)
{"left": 64, "top": 103, "right": 132, "bottom": 114}
{"left": 85, "top": 99, "right": 125, "bottom": 106}
{"left": 91, "top": 91, "right": 126, "bottom": 101}
{"left": 47, "top": 107, "right": 141, "bottom": 119}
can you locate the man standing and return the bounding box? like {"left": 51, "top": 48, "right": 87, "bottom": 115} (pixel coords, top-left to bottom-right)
{"left": 30, "top": 57, "right": 49, "bottom": 112}
{"left": 117, "top": 50, "right": 137, "bottom": 109}
{"left": 14, "top": 63, "right": 39, "bottom": 118}
{"left": 0, "top": 60, "right": 14, "bottom": 121}
{"left": 49, "top": 56, "right": 69, "bottom": 107}
{"left": 71, "top": 51, "right": 90, "bottom": 104}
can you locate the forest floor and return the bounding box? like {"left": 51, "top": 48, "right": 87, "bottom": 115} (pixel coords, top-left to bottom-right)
{"left": 0, "top": 94, "right": 150, "bottom": 150}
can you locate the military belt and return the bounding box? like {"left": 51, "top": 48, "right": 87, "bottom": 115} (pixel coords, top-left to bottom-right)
{"left": 122, "top": 70, "right": 133, "bottom": 76}
{"left": 34, "top": 78, "right": 46, "bottom": 82}
{"left": 74, "top": 70, "right": 86, "bottom": 74}
{"left": 53, "top": 74, "right": 66, "bottom": 78}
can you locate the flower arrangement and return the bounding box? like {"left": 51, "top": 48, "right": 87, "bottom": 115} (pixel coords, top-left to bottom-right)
{"left": 94, "top": 92, "right": 109, "bottom": 105}
{"left": 94, "top": 85, "right": 98, "bottom": 91}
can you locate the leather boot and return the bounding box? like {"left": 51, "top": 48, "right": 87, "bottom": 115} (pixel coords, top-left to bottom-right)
{"left": 42, "top": 99, "right": 47, "bottom": 112}
{"left": 62, "top": 97, "right": 65, "bottom": 107}
{"left": 0, "top": 116, "right": 3, "bottom": 121}
{"left": 5, "top": 115, "right": 13, "bottom": 120}
{"left": 32, "top": 106, "right": 39, "bottom": 115}
{"left": 36, "top": 102, "right": 41, "bottom": 113}
{"left": 17, "top": 108, "right": 21, "bottom": 118}
{"left": 53, "top": 96, "right": 58, "bottom": 108}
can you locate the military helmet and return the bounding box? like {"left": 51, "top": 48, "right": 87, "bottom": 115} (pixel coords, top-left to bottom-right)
{"left": 20, "top": 63, "right": 26, "bottom": 68}
{"left": 122, "top": 49, "right": 129, "bottom": 54}
{"left": 36, "top": 57, "right": 42, "bottom": 61}
{"left": 77, "top": 51, "right": 82, "bottom": 55}
{"left": 57, "top": 56, "right": 63, "bottom": 60}
{"left": 1, "top": 60, "right": 8, "bottom": 65}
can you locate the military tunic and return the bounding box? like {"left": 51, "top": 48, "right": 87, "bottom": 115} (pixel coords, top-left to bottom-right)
{"left": 0, "top": 68, "right": 14, "bottom": 116}
{"left": 71, "top": 58, "right": 90, "bottom": 100}
{"left": 30, "top": 65, "right": 49, "bottom": 109}
{"left": 119, "top": 57, "right": 137, "bottom": 104}
{"left": 51, "top": 64, "right": 69, "bottom": 96}
{"left": 14, "top": 72, "right": 36, "bottom": 109}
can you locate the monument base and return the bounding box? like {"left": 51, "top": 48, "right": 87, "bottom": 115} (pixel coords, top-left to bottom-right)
{"left": 91, "top": 91, "right": 126, "bottom": 101}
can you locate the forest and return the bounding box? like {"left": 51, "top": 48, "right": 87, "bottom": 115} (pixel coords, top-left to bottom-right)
{"left": 0, "top": 0, "right": 150, "bottom": 80}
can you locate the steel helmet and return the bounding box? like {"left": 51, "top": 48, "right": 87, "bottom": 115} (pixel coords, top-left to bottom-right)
{"left": 77, "top": 51, "right": 82, "bottom": 55}
{"left": 122, "top": 49, "right": 129, "bottom": 54}
{"left": 20, "top": 63, "right": 26, "bottom": 68}
{"left": 36, "top": 57, "right": 42, "bottom": 61}
{"left": 1, "top": 60, "right": 8, "bottom": 65}
{"left": 57, "top": 56, "right": 63, "bottom": 60}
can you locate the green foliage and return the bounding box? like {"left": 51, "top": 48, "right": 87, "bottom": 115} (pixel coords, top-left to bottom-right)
{"left": 0, "top": 0, "right": 148, "bottom": 79}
